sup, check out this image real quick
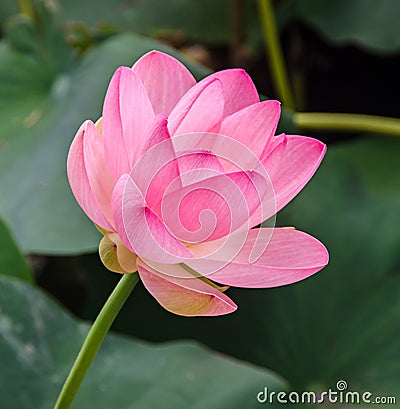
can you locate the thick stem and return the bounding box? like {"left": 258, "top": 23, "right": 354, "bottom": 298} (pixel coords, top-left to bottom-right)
{"left": 53, "top": 272, "right": 140, "bottom": 409}
{"left": 294, "top": 112, "right": 400, "bottom": 136}
{"left": 257, "top": 0, "right": 295, "bottom": 109}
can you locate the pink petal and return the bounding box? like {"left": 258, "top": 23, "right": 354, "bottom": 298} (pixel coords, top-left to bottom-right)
{"left": 168, "top": 78, "right": 224, "bottom": 136}
{"left": 176, "top": 149, "right": 224, "bottom": 185}
{"left": 161, "top": 170, "right": 268, "bottom": 243}
{"left": 188, "top": 228, "right": 328, "bottom": 287}
{"left": 137, "top": 259, "right": 237, "bottom": 316}
{"left": 258, "top": 133, "right": 287, "bottom": 169}
{"left": 198, "top": 69, "right": 260, "bottom": 117}
{"left": 263, "top": 135, "right": 327, "bottom": 213}
{"left": 142, "top": 114, "right": 171, "bottom": 151}
{"left": 67, "top": 121, "right": 114, "bottom": 230}
{"left": 130, "top": 116, "right": 181, "bottom": 213}
{"left": 172, "top": 131, "right": 268, "bottom": 174}
{"left": 247, "top": 134, "right": 287, "bottom": 227}
{"left": 132, "top": 126, "right": 226, "bottom": 215}
{"left": 83, "top": 120, "right": 115, "bottom": 225}
{"left": 102, "top": 67, "right": 155, "bottom": 179}
{"left": 112, "top": 174, "right": 192, "bottom": 264}
{"left": 132, "top": 50, "right": 196, "bottom": 115}
{"left": 218, "top": 100, "right": 281, "bottom": 163}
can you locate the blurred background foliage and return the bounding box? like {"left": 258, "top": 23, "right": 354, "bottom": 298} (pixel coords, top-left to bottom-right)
{"left": 0, "top": 0, "right": 399, "bottom": 408}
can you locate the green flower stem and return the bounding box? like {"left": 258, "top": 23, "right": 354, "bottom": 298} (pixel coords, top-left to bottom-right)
{"left": 257, "top": 0, "right": 295, "bottom": 109}
{"left": 53, "top": 272, "right": 140, "bottom": 409}
{"left": 294, "top": 112, "right": 400, "bottom": 136}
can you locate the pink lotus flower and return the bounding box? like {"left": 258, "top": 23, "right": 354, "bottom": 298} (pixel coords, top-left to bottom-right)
{"left": 67, "top": 50, "right": 328, "bottom": 317}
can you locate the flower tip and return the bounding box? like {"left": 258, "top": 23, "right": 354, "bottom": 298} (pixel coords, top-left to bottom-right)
{"left": 113, "top": 65, "right": 134, "bottom": 81}
{"left": 148, "top": 49, "right": 162, "bottom": 56}
{"left": 138, "top": 49, "right": 176, "bottom": 64}
{"left": 309, "top": 234, "right": 329, "bottom": 269}
{"left": 313, "top": 138, "right": 328, "bottom": 163}
{"left": 322, "top": 141, "right": 328, "bottom": 155}
{"left": 269, "top": 99, "right": 282, "bottom": 108}
{"left": 321, "top": 244, "right": 329, "bottom": 266}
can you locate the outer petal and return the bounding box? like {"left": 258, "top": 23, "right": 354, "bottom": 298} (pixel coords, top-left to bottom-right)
{"left": 67, "top": 121, "right": 113, "bottom": 230}
{"left": 188, "top": 228, "right": 329, "bottom": 287}
{"left": 137, "top": 259, "right": 237, "bottom": 316}
{"left": 132, "top": 50, "right": 196, "bottom": 115}
{"left": 263, "top": 135, "right": 327, "bottom": 213}
{"left": 199, "top": 69, "right": 260, "bottom": 117}
{"left": 168, "top": 78, "right": 224, "bottom": 136}
{"left": 83, "top": 120, "right": 115, "bottom": 225}
{"left": 112, "top": 174, "right": 192, "bottom": 264}
{"left": 102, "top": 67, "right": 155, "bottom": 179}
{"left": 218, "top": 100, "right": 281, "bottom": 163}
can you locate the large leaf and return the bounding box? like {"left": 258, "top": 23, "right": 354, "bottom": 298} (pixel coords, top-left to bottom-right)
{"left": 0, "top": 28, "right": 209, "bottom": 255}
{"left": 291, "top": 0, "right": 400, "bottom": 54}
{"left": 82, "top": 137, "right": 400, "bottom": 400}
{"left": 0, "top": 218, "right": 32, "bottom": 282}
{"left": 0, "top": 275, "right": 287, "bottom": 409}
